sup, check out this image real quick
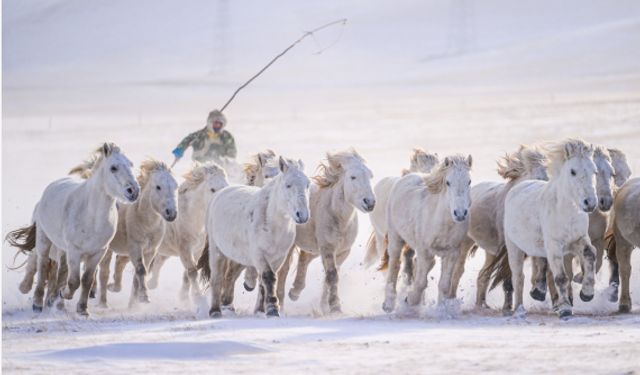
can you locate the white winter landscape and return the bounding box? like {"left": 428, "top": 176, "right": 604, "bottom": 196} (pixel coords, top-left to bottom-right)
{"left": 3, "top": 0, "right": 640, "bottom": 374}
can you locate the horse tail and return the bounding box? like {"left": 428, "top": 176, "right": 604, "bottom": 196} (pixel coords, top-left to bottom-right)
{"left": 483, "top": 244, "right": 511, "bottom": 291}
{"left": 364, "top": 231, "right": 378, "bottom": 268}
{"left": 197, "top": 236, "right": 211, "bottom": 285}
{"left": 377, "top": 235, "right": 390, "bottom": 271}
{"left": 467, "top": 244, "right": 479, "bottom": 258}
{"left": 605, "top": 228, "right": 617, "bottom": 263}
{"left": 5, "top": 222, "right": 38, "bottom": 271}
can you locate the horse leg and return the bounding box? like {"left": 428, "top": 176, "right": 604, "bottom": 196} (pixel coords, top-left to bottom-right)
{"left": 221, "top": 260, "right": 244, "bottom": 310}
{"left": 475, "top": 251, "right": 495, "bottom": 308}
{"left": 208, "top": 246, "right": 226, "bottom": 318}
{"left": 615, "top": 236, "right": 633, "bottom": 313}
{"left": 401, "top": 246, "right": 416, "bottom": 285}
{"left": 607, "top": 245, "right": 620, "bottom": 303}
{"left": 288, "top": 250, "right": 314, "bottom": 301}
{"left": 53, "top": 252, "right": 68, "bottom": 310}
{"left": 148, "top": 254, "right": 168, "bottom": 290}
{"left": 128, "top": 243, "right": 151, "bottom": 304}
{"left": 261, "top": 267, "right": 280, "bottom": 317}
{"left": 108, "top": 254, "right": 129, "bottom": 292}
{"left": 319, "top": 245, "right": 341, "bottom": 313}
{"left": 178, "top": 251, "right": 201, "bottom": 301}
{"left": 573, "top": 238, "right": 596, "bottom": 304}
{"left": 275, "top": 248, "right": 294, "bottom": 310}
{"left": 437, "top": 251, "right": 458, "bottom": 303}
{"left": 505, "top": 237, "right": 525, "bottom": 314}
{"left": 44, "top": 258, "right": 58, "bottom": 307}
{"left": 77, "top": 251, "right": 103, "bottom": 316}
{"left": 97, "top": 249, "right": 113, "bottom": 308}
{"left": 407, "top": 251, "right": 434, "bottom": 306}
{"left": 19, "top": 251, "right": 38, "bottom": 294}
{"left": 382, "top": 231, "right": 404, "bottom": 313}
{"left": 546, "top": 247, "right": 573, "bottom": 318}
{"left": 529, "top": 257, "right": 548, "bottom": 302}
{"left": 32, "top": 228, "right": 53, "bottom": 312}
{"left": 449, "top": 236, "right": 474, "bottom": 298}
{"left": 244, "top": 267, "right": 258, "bottom": 292}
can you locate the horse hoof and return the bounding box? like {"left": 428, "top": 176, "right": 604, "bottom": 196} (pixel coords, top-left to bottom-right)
{"left": 619, "top": 304, "right": 631, "bottom": 314}
{"left": 265, "top": 308, "right": 280, "bottom": 317}
{"left": 573, "top": 273, "right": 584, "bottom": 284}
{"left": 330, "top": 305, "right": 342, "bottom": 315}
{"left": 243, "top": 282, "right": 255, "bottom": 292}
{"left": 209, "top": 309, "right": 222, "bottom": 319}
{"left": 608, "top": 291, "right": 619, "bottom": 303}
{"left": 382, "top": 301, "right": 394, "bottom": 313}
{"left": 221, "top": 304, "right": 235, "bottom": 313}
{"left": 32, "top": 304, "right": 43, "bottom": 313}
{"left": 558, "top": 309, "right": 572, "bottom": 319}
{"left": 77, "top": 310, "right": 90, "bottom": 317}
{"left": 288, "top": 289, "right": 300, "bottom": 301}
{"left": 139, "top": 295, "right": 150, "bottom": 304}
{"left": 579, "top": 290, "right": 594, "bottom": 302}
{"left": 107, "top": 284, "right": 121, "bottom": 293}
{"left": 529, "top": 288, "right": 546, "bottom": 302}
{"left": 89, "top": 290, "right": 96, "bottom": 299}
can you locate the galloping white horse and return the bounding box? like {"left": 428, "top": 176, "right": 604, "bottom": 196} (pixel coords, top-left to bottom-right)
{"left": 500, "top": 139, "right": 598, "bottom": 318}
{"left": 449, "top": 146, "right": 547, "bottom": 309}
{"left": 138, "top": 163, "right": 229, "bottom": 300}
{"left": 606, "top": 177, "right": 640, "bottom": 313}
{"left": 365, "top": 148, "right": 439, "bottom": 271}
{"left": 280, "top": 150, "right": 376, "bottom": 313}
{"left": 382, "top": 154, "right": 473, "bottom": 313}
{"left": 97, "top": 160, "right": 178, "bottom": 307}
{"left": 6, "top": 143, "right": 139, "bottom": 315}
{"left": 199, "top": 157, "right": 310, "bottom": 317}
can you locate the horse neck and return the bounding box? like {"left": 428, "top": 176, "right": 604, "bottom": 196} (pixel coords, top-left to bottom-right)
{"left": 83, "top": 167, "right": 117, "bottom": 218}
{"left": 329, "top": 176, "right": 356, "bottom": 220}
{"left": 260, "top": 177, "right": 290, "bottom": 224}
{"left": 133, "top": 185, "right": 163, "bottom": 226}
{"left": 253, "top": 171, "right": 265, "bottom": 187}
{"left": 178, "top": 183, "right": 208, "bottom": 229}
{"left": 543, "top": 174, "right": 575, "bottom": 211}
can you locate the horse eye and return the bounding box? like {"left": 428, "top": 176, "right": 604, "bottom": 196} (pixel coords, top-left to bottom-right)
{"left": 210, "top": 188, "right": 216, "bottom": 193}
{"left": 446, "top": 180, "right": 450, "bottom": 187}
{"left": 156, "top": 185, "right": 161, "bottom": 190}
{"left": 570, "top": 169, "right": 576, "bottom": 176}
{"left": 110, "top": 166, "right": 118, "bottom": 173}
{"left": 468, "top": 180, "right": 471, "bottom": 186}
{"left": 351, "top": 176, "right": 356, "bottom": 180}
{"left": 286, "top": 184, "right": 291, "bottom": 189}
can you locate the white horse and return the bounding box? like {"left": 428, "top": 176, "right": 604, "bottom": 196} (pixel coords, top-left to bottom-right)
{"left": 6, "top": 143, "right": 139, "bottom": 315}
{"left": 365, "top": 148, "right": 439, "bottom": 270}
{"left": 448, "top": 146, "right": 547, "bottom": 310}
{"left": 606, "top": 177, "right": 640, "bottom": 312}
{"left": 97, "top": 160, "right": 178, "bottom": 307}
{"left": 279, "top": 150, "right": 376, "bottom": 313}
{"left": 198, "top": 156, "right": 310, "bottom": 317}
{"left": 499, "top": 139, "right": 597, "bottom": 318}
{"left": 382, "top": 154, "right": 472, "bottom": 313}
{"left": 128, "top": 163, "right": 229, "bottom": 301}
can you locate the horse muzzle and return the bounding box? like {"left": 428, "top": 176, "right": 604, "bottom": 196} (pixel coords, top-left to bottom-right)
{"left": 581, "top": 198, "right": 597, "bottom": 213}
{"left": 294, "top": 210, "right": 309, "bottom": 224}
{"left": 361, "top": 198, "right": 376, "bottom": 213}
{"left": 598, "top": 196, "right": 613, "bottom": 212}
{"left": 125, "top": 186, "right": 140, "bottom": 202}
{"left": 164, "top": 208, "right": 177, "bottom": 222}
{"left": 453, "top": 209, "right": 468, "bottom": 222}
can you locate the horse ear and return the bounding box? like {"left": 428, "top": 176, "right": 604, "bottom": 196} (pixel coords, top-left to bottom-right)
{"left": 564, "top": 143, "right": 573, "bottom": 159}
{"left": 102, "top": 143, "right": 112, "bottom": 157}
{"left": 467, "top": 154, "right": 473, "bottom": 168}
{"left": 258, "top": 153, "right": 267, "bottom": 167}
{"left": 279, "top": 156, "right": 289, "bottom": 173}
{"left": 444, "top": 157, "right": 450, "bottom": 167}
{"left": 298, "top": 159, "right": 305, "bottom": 171}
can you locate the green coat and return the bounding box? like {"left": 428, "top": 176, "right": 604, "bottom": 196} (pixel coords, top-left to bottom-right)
{"left": 176, "top": 127, "right": 237, "bottom": 163}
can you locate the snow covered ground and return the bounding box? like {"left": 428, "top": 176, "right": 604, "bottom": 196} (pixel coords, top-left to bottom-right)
{"left": 3, "top": 0, "right": 640, "bottom": 373}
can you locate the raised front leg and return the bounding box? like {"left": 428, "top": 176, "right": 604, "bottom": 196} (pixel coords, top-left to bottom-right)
{"left": 529, "top": 257, "right": 548, "bottom": 302}
{"left": 243, "top": 267, "right": 258, "bottom": 291}
{"left": 108, "top": 254, "right": 129, "bottom": 292}
{"left": 288, "top": 250, "right": 315, "bottom": 301}
{"left": 382, "top": 231, "right": 404, "bottom": 313}
{"left": 148, "top": 254, "right": 168, "bottom": 290}
{"left": 77, "top": 251, "right": 105, "bottom": 316}
{"left": 98, "top": 249, "right": 113, "bottom": 308}
{"left": 573, "top": 238, "right": 596, "bottom": 304}
{"left": 407, "top": 251, "right": 435, "bottom": 306}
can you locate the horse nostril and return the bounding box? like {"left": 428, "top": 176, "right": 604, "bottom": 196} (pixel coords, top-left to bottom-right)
{"left": 454, "top": 209, "right": 458, "bottom": 217}
{"left": 296, "top": 211, "right": 301, "bottom": 219}
{"left": 127, "top": 187, "right": 133, "bottom": 195}
{"left": 583, "top": 199, "right": 589, "bottom": 207}
{"left": 463, "top": 209, "right": 468, "bottom": 217}
{"left": 165, "top": 209, "right": 172, "bottom": 216}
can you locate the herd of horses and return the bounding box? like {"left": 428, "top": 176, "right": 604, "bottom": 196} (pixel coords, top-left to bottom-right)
{"left": 6, "top": 138, "right": 639, "bottom": 319}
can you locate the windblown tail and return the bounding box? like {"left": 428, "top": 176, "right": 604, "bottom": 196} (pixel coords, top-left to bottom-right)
{"left": 377, "top": 235, "right": 390, "bottom": 271}
{"left": 364, "top": 232, "right": 378, "bottom": 268}
{"left": 197, "top": 237, "right": 211, "bottom": 285}
{"left": 6, "top": 223, "right": 37, "bottom": 256}
{"left": 484, "top": 244, "right": 512, "bottom": 291}
{"left": 605, "top": 229, "right": 617, "bottom": 263}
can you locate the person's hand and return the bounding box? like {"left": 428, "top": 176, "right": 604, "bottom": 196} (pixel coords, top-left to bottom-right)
{"left": 172, "top": 147, "right": 184, "bottom": 158}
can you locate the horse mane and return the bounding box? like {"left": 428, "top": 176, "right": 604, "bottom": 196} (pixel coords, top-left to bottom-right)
{"left": 312, "top": 149, "right": 365, "bottom": 188}
{"left": 424, "top": 154, "right": 471, "bottom": 193}
{"left": 545, "top": 138, "right": 593, "bottom": 177}
{"left": 403, "top": 148, "right": 439, "bottom": 175}
{"left": 68, "top": 142, "right": 121, "bottom": 179}
{"left": 179, "top": 162, "right": 226, "bottom": 194}
{"left": 137, "top": 159, "right": 171, "bottom": 190}
{"left": 243, "top": 149, "right": 276, "bottom": 186}
{"left": 497, "top": 145, "right": 546, "bottom": 182}
{"left": 520, "top": 145, "right": 546, "bottom": 174}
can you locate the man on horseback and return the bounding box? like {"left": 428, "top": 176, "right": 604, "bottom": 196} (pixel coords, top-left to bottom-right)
{"left": 172, "top": 110, "right": 237, "bottom": 164}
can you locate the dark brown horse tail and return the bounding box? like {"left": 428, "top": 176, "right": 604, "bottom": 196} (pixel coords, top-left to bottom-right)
{"left": 482, "top": 243, "right": 511, "bottom": 291}
{"left": 5, "top": 223, "right": 37, "bottom": 269}
{"left": 197, "top": 236, "right": 211, "bottom": 285}
{"left": 376, "top": 235, "right": 390, "bottom": 271}
{"left": 605, "top": 228, "right": 617, "bottom": 263}
{"left": 467, "top": 243, "right": 479, "bottom": 258}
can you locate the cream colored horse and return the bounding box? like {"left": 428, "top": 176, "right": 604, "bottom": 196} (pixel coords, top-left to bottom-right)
{"left": 97, "top": 160, "right": 178, "bottom": 308}
{"left": 500, "top": 139, "right": 597, "bottom": 318}
{"left": 199, "top": 157, "right": 310, "bottom": 317}
{"left": 279, "top": 150, "right": 376, "bottom": 313}
{"left": 449, "top": 146, "right": 547, "bottom": 310}
{"left": 6, "top": 143, "right": 139, "bottom": 315}
{"left": 383, "top": 154, "right": 472, "bottom": 313}
{"left": 365, "top": 148, "right": 439, "bottom": 272}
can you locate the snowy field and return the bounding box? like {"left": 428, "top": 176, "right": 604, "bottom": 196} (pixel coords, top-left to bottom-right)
{"left": 3, "top": 0, "right": 640, "bottom": 373}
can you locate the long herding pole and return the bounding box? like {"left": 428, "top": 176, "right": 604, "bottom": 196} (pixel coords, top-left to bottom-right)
{"left": 171, "top": 18, "right": 347, "bottom": 168}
